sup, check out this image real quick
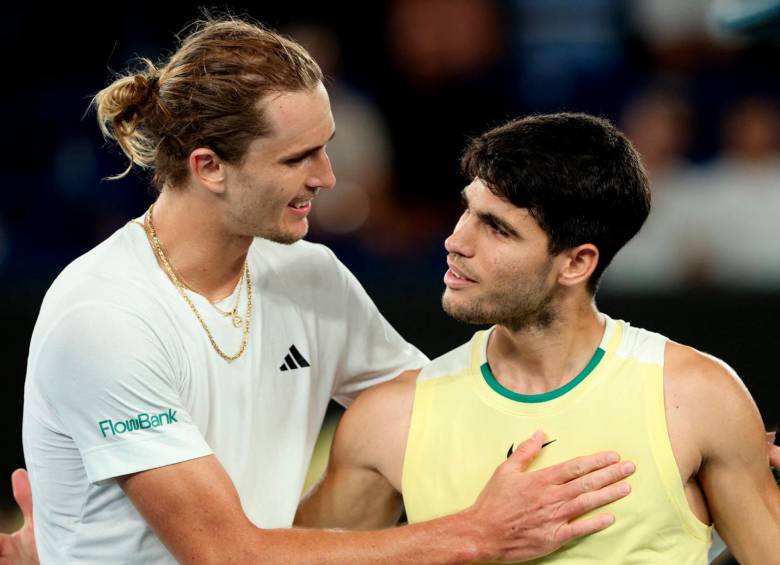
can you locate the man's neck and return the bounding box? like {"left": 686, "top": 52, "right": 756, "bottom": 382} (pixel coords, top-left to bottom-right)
{"left": 486, "top": 301, "right": 605, "bottom": 396}
{"left": 149, "top": 190, "right": 253, "bottom": 302}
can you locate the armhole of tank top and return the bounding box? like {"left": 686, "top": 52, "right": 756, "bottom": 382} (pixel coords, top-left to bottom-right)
{"left": 400, "top": 367, "right": 426, "bottom": 515}
{"left": 645, "top": 337, "right": 712, "bottom": 544}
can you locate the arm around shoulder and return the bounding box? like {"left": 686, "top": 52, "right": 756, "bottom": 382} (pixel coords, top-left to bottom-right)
{"left": 121, "top": 450, "right": 487, "bottom": 565}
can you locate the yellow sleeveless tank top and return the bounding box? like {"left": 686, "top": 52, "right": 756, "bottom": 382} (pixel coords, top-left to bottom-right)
{"left": 402, "top": 315, "right": 711, "bottom": 564}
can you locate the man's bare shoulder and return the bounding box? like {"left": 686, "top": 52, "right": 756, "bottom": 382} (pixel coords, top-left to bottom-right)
{"left": 664, "top": 341, "right": 749, "bottom": 402}
{"left": 333, "top": 369, "right": 421, "bottom": 480}
{"left": 348, "top": 369, "right": 420, "bottom": 422}
{"left": 664, "top": 341, "right": 763, "bottom": 459}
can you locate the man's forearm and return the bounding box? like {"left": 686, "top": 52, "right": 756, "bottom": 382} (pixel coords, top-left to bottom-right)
{"left": 200, "top": 511, "right": 488, "bottom": 565}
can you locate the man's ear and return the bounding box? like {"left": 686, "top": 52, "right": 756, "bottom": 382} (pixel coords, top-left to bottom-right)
{"left": 188, "top": 148, "right": 227, "bottom": 195}
{"left": 557, "top": 244, "right": 599, "bottom": 288}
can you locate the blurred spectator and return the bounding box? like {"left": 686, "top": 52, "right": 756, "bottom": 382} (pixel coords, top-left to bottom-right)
{"left": 388, "top": 0, "right": 503, "bottom": 88}
{"left": 629, "top": 0, "right": 730, "bottom": 73}
{"left": 609, "top": 94, "right": 780, "bottom": 292}
{"left": 286, "top": 24, "right": 395, "bottom": 242}
{"left": 630, "top": 0, "right": 713, "bottom": 48}
{"left": 692, "top": 96, "right": 780, "bottom": 288}
{"left": 604, "top": 88, "right": 712, "bottom": 291}
{"left": 378, "top": 0, "right": 510, "bottom": 253}
{"left": 507, "top": 0, "right": 628, "bottom": 113}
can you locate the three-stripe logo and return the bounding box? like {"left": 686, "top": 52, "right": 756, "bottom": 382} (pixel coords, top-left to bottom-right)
{"left": 279, "top": 344, "right": 310, "bottom": 371}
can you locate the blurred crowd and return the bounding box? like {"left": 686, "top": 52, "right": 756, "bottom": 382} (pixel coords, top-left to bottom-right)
{"left": 3, "top": 0, "right": 779, "bottom": 294}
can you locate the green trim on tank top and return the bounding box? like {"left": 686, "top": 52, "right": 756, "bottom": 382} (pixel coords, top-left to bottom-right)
{"left": 480, "top": 347, "right": 605, "bottom": 403}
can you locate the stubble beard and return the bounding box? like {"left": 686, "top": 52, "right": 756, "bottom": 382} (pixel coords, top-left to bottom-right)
{"left": 261, "top": 220, "right": 307, "bottom": 245}
{"left": 230, "top": 184, "right": 308, "bottom": 245}
{"left": 441, "top": 275, "right": 557, "bottom": 332}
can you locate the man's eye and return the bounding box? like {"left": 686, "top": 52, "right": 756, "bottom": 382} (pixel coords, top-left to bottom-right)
{"left": 490, "top": 224, "right": 508, "bottom": 237}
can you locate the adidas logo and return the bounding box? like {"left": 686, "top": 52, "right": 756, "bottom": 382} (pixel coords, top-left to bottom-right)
{"left": 279, "top": 344, "right": 310, "bottom": 371}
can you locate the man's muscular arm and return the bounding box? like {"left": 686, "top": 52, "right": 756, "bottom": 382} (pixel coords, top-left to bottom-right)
{"left": 297, "top": 370, "right": 637, "bottom": 562}
{"left": 667, "top": 344, "right": 780, "bottom": 565}
{"left": 296, "top": 372, "right": 417, "bottom": 530}
{"left": 120, "top": 454, "right": 488, "bottom": 565}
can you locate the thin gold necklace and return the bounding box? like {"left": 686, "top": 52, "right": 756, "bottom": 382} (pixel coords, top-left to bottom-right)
{"left": 209, "top": 268, "right": 245, "bottom": 328}
{"left": 143, "top": 203, "right": 252, "bottom": 362}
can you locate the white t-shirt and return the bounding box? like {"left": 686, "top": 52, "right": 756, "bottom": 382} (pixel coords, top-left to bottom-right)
{"left": 23, "top": 218, "right": 428, "bottom": 564}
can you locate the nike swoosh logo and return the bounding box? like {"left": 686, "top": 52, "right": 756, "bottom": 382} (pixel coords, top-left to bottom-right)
{"left": 507, "top": 439, "right": 557, "bottom": 458}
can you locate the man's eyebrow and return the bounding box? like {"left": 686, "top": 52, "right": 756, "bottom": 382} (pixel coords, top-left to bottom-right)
{"left": 460, "top": 187, "right": 520, "bottom": 237}
{"left": 280, "top": 129, "right": 336, "bottom": 161}
{"left": 477, "top": 211, "right": 519, "bottom": 237}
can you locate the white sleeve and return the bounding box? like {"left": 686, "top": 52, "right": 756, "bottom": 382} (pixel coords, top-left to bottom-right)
{"left": 324, "top": 251, "right": 429, "bottom": 406}
{"left": 31, "top": 302, "right": 212, "bottom": 483}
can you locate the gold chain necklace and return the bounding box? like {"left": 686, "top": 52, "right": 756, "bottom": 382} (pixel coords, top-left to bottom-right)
{"left": 209, "top": 267, "right": 245, "bottom": 328}
{"left": 143, "top": 204, "right": 252, "bottom": 362}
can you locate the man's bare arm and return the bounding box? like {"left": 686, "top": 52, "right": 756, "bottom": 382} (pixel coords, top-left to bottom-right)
{"left": 668, "top": 346, "right": 780, "bottom": 565}
{"left": 297, "top": 371, "right": 414, "bottom": 530}
{"left": 120, "top": 454, "right": 491, "bottom": 565}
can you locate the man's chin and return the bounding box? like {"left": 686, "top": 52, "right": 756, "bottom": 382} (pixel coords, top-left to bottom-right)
{"left": 441, "top": 293, "right": 494, "bottom": 326}
{"left": 261, "top": 223, "right": 308, "bottom": 245}
{"left": 268, "top": 233, "right": 304, "bottom": 245}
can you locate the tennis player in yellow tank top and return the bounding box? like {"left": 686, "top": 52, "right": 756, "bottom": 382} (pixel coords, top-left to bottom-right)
{"left": 297, "top": 114, "right": 780, "bottom": 564}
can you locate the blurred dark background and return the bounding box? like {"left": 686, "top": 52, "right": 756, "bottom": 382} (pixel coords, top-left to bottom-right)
{"left": 1, "top": 2, "right": 778, "bottom": 559}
